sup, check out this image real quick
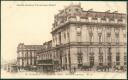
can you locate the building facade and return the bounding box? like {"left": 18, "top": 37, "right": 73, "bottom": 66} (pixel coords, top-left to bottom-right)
{"left": 36, "top": 40, "right": 54, "bottom": 72}
{"left": 17, "top": 4, "right": 127, "bottom": 72}
{"left": 51, "top": 4, "right": 127, "bottom": 71}
{"left": 17, "top": 43, "right": 43, "bottom": 70}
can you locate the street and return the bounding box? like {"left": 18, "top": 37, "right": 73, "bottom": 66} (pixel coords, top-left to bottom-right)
{"left": 1, "top": 69, "right": 127, "bottom": 79}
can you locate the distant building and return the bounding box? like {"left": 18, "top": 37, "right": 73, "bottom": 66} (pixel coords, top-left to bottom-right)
{"left": 17, "top": 4, "right": 127, "bottom": 72}
{"left": 17, "top": 43, "right": 43, "bottom": 70}
{"left": 36, "top": 40, "right": 54, "bottom": 72}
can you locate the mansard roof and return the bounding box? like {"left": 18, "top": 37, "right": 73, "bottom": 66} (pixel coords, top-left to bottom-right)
{"left": 17, "top": 43, "right": 43, "bottom": 50}
{"left": 55, "top": 4, "right": 126, "bottom": 19}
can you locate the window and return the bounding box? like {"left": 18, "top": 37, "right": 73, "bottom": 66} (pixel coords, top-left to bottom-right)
{"left": 76, "top": 27, "right": 81, "bottom": 42}
{"left": 124, "top": 53, "right": 126, "bottom": 65}
{"left": 123, "top": 33, "right": 126, "bottom": 38}
{"left": 116, "top": 62, "right": 120, "bottom": 65}
{"left": 107, "top": 32, "right": 111, "bottom": 37}
{"left": 124, "top": 62, "right": 126, "bottom": 65}
{"left": 98, "top": 33, "right": 102, "bottom": 43}
{"left": 76, "top": 27, "right": 81, "bottom": 33}
{"left": 118, "top": 19, "right": 123, "bottom": 22}
{"left": 85, "top": 17, "right": 88, "bottom": 20}
{"left": 65, "top": 56, "right": 67, "bottom": 63}
{"left": 59, "top": 32, "right": 61, "bottom": 44}
{"left": 77, "top": 48, "right": 83, "bottom": 67}
{"left": 99, "top": 56, "right": 103, "bottom": 62}
{"left": 115, "top": 32, "right": 119, "bottom": 43}
{"left": 101, "top": 17, "right": 106, "bottom": 21}
{"left": 90, "top": 56, "right": 94, "bottom": 66}
{"left": 19, "top": 52, "right": 21, "bottom": 58}
{"left": 92, "top": 17, "right": 97, "bottom": 20}
{"left": 89, "top": 31, "right": 93, "bottom": 43}
{"left": 108, "top": 56, "right": 111, "bottom": 62}
{"left": 67, "top": 32, "right": 69, "bottom": 40}
{"left": 99, "top": 52, "right": 103, "bottom": 65}
{"left": 76, "top": 27, "right": 81, "bottom": 36}
{"left": 75, "top": 8, "right": 79, "bottom": 12}
{"left": 110, "top": 18, "right": 114, "bottom": 21}
{"left": 76, "top": 16, "right": 80, "bottom": 21}
{"left": 64, "top": 33, "right": 66, "bottom": 40}
{"left": 116, "top": 52, "right": 120, "bottom": 56}
{"left": 124, "top": 56, "right": 126, "bottom": 62}
{"left": 115, "top": 33, "right": 119, "bottom": 38}
{"left": 116, "top": 56, "right": 120, "bottom": 61}
{"left": 115, "top": 29, "right": 119, "bottom": 39}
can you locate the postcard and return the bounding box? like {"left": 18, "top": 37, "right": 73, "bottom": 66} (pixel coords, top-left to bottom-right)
{"left": 1, "top": 1, "right": 127, "bottom": 79}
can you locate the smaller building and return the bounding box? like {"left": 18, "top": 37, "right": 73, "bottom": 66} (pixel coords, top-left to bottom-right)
{"left": 36, "top": 40, "right": 55, "bottom": 72}
{"left": 17, "top": 43, "right": 43, "bottom": 71}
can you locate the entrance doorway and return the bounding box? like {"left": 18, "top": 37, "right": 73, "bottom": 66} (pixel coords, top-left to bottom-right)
{"left": 90, "top": 56, "right": 94, "bottom": 67}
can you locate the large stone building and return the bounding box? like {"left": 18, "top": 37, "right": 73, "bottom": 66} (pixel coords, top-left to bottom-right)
{"left": 17, "top": 4, "right": 127, "bottom": 72}
{"left": 51, "top": 4, "right": 127, "bottom": 71}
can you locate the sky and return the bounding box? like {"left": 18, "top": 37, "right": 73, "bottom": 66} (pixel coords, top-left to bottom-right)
{"left": 1, "top": 1, "right": 127, "bottom": 63}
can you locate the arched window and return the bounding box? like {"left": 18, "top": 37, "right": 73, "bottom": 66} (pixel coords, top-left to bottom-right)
{"left": 124, "top": 52, "right": 126, "bottom": 65}
{"left": 116, "top": 52, "right": 120, "bottom": 65}
{"left": 97, "top": 28, "right": 103, "bottom": 43}
{"left": 77, "top": 48, "right": 83, "bottom": 68}
{"left": 99, "top": 48, "right": 103, "bottom": 66}
{"left": 122, "top": 28, "right": 126, "bottom": 38}
{"left": 88, "top": 27, "right": 93, "bottom": 43}
{"left": 64, "top": 32, "right": 66, "bottom": 40}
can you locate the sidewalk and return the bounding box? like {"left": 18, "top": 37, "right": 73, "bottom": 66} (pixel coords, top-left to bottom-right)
{"left": 1, "top": 69, "right": 127, "bottom": 79}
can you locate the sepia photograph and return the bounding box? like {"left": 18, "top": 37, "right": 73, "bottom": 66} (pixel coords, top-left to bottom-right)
{"left": 1, "top": 1, "right": 127, "bottom": 79}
